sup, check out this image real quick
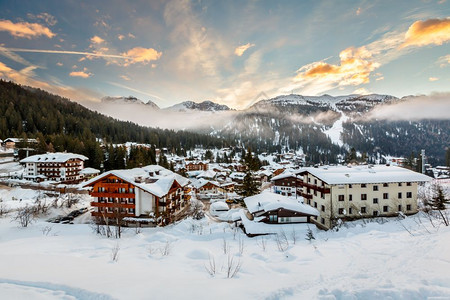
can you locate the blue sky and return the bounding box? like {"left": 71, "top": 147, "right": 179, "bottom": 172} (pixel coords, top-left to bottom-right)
{"left": 0, "top": 0, "right": 449, "bottom": 109}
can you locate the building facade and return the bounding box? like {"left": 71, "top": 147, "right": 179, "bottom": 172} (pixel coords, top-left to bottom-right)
{"left": 82, "top": 165, "right": 190, "bottom": 226}
{"left": 20, "top": 152, "right": 88, "bottom": 182}
{"left": 297, "top": 165, "right": 430, "bottom": 228}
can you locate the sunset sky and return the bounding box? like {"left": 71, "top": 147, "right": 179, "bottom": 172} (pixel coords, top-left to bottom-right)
{"left": 0, "top": 0, "right": 449, "bottom": 109}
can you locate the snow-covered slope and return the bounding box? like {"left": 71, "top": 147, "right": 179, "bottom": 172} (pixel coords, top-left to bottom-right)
{"left": 0, "top": 183, "right": 450, "bottom": 299}
{"left": 101, "top": 96, "right": 160, "bottom": 109}
{"left": 165, "top": 100, "right": 232, "bottom": 112}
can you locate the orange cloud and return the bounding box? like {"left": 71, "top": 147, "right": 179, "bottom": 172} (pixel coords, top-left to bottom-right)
{"left": 121, "top": 47, "right": 162, "bottom": 65}
{"left": 235, "top": 43, "right": 255, "bottom": 56}
{"left": 90, "top": 35, "right": 105, "bottom": 44}
{"left": 429, "top": 77, "right": 439, "bottom": 81}
{"left": 295, "top": 46, "right": 380, "bottom": 86}
{"left": 0, "top": 20, "right": 55, "bottom": 39}
{"left": 401, "top": 18, "right": 450, "bottom": 48}
{"left": 69, "top": 71, "right": 92, "bottom": 78}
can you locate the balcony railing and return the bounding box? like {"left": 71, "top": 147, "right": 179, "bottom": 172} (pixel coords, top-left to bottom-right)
{"left": 91, "top": 192, "right": 135, "bottom": 198}
{"left": 90, "top": 202, "right": 135, "bottom": 209}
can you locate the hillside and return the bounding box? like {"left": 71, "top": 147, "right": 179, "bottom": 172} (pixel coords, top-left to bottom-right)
{"left": 0, "top": 80, "right": 229, "bottom": 168}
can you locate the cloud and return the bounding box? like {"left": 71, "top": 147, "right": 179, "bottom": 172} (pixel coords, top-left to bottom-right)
{"left": 367, "top": 93, "right": 450, "bottom": 120}
{"left": 56, "top": 62, "right": 63, "bottom": 66}
{"left": 163, "top": 0, "right": 232, "bottom": 77}
{"left": 128, "top": 33, "right": 136, "bottom": 39}
{"left": 295, "top": 46, "right": 380, "bottom": 87}
{"left": 235, "top": 43, "right": 255, "bottom": 56}
{"left": 118, "top": 34, "right": 125, "bottom": 40}
{"left": 27, "top": 13, "right": 57, "bottom": 26}
{"left": 401, "top": 18, "right": 450, "bottom": 48}
{"left": 69, "top": 71, "right": 92, "bottom": 78}
{"left": 353, "top": 87, "right": 371, "bottom": 95}
{"left": 356, "top": 7, "right": 362, "bottom": 16}
{"left": 120, "top": 75, "right": 131, "bottom": 81}
{"left": 429, "top": 77, "right": 439, "bottom": 81}
{"left": 437, "top": 54, "right": 450, "bottom": 67}
{"left": 90, "top": 35, "right": 105, "bottom": 44}
{"left": 4, "top": 47, "right": 130, "bottom": 59}
{"left": 0, "top": 20, "right": 55, "bottom": 39}
{"left": 121, "top": 47, "right": 162, "bottom": 66}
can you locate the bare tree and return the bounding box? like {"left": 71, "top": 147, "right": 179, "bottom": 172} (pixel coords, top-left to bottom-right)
{"left": 275, "top": 230, "right": 289, "bottom": 252}
{"left": 12, "top": 205, "right": 35, "bottom": 227}
{"left": 191, "top": 200, "right": 204, "bottom": 220}
{"left": 256, "top": 236, "right": 267, "bottom": 252}
{"left": 160, "top": 240, "right": 172, "bottom": 256}
{"left": 238, "top": 235, "right": 245, "bottom": 255}
{"left": 204, "top": 254, "right": 216, "bottom": 277}
{"left": 225, "top": 253, "right": 242, "bottom": 278}
{"left": 111, "top": 243, "right": 120, "bottom": 262}
{"left": 41, "top": 225, "right": 53, "bottom": 236}
{"left": 222, "top": 237, "right": 230, "bottom": 254}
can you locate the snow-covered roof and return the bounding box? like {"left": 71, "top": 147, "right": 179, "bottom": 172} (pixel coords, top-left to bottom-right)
{"left": 20, "top": 152, "right": 88, "bottom": 163}
{"left": 81, "top": 165, "right": 188, "bottom": 197}
{"left": 210, "top": 201, "right": 229, "bottom": 211}
{"left": 80, "top": 167, "right": 100, "bottom": 175}
{"left": 304, "top": 165, "right": 431, "bottom": 185}
{"left": 244, "top": 191, "right": 319, "bottom": 216}
{"left": 196, "top": 169, "right": 216, "bottom": 179}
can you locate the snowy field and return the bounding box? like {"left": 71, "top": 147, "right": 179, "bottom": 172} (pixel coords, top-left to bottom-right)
{"left": 0, "top": 186, "right": 450, "bottom": 299}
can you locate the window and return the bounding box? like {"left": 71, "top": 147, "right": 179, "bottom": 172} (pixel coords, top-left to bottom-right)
{"left": 398, "top": 182, "right": 402, "bottom": 187}
{"left": 321, "top": 218, "right": 325, "bottom": 225}
{"left": 373, "top": 198, "right": 378, "bottom": 204}
{"left": 349, "top": 207, "right": 353, "bottom": 214}
{"left": 361, "top": 207, "right": 366, "bottom": 213}
{"left": 406, "top": 204, "right": 412, "bottom": 211}
{"left": 361, "top": 184, "right": 367, "bottom": 188}
{"left": 307, "top": 199, "right": 311, "bottom": 205}
{"left": 406, "top": 192, "right": 412, "bottom": 198}
{"left": 314, "top": 202, "right": 317, "bottom": 208}
{"left": 129, "top": 208, "right": 135, "bottom": 214}
{"left": 108, "top": 197, "right": 113, "bottom": 203}
{"left": 373, "top": 211, "right": 379, "bottom": 217}
{"left": 321, "top": 205, "right": 325, "bottom": 212}
{"left": 128, "top": 198, "right": 135, "bottom": 204}
{"left": 407, "top": 182, "right": 412, "bottom": 186}
{"left": 373, "top": 185, "right": 379, "bottom": 191}
{"left": 349, "top": 184, "right": 352, "bottom": 188}
{"left": 398, "top": 205, "right": 402, "bottom": 211}
{"left": 338, "top": 208, "right": 345, "bottom": 215}
{"left": 383, "top": 205, "right": 389, "bottom": 212}
{"left": 383, "top": 193, "right": 389, "bottom": 199}
{"left": 361, "top": 194, "right": 367, "bottom": 200}
{"left": 269, "top": 215, "right": 278, "bottom": 222}
{"left": 314, "top": 179, "right": 317, "bottom": 185}
{"left": 338, "top": 195, "right": 344, "bottom": 201}
{"left": 107, "top": 207, "right": 113, "bottom": 213}
{"left": 383, "top": 183, "right": 388, "bottom": 187}
{"left": 398, "top": 192, "right": 402, "bottom": 199}
{"left": 349, "top": 194, "right": 353, "bottom": 201}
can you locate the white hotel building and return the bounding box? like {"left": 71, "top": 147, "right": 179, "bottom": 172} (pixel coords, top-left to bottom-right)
{"left": 297, "top": 165, "right": 431, "bottom": 228}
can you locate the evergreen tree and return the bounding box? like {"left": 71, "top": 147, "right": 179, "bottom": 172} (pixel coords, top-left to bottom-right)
{"left": 240, "top": 172, "right": 259, "bottom": 197}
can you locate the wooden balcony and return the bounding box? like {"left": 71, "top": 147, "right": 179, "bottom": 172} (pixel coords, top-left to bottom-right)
{"left": 301, "top": 193, "right": 313, "bottom": 200}
{"left": 91, "top": 202, "right": 135, "bottom": 209}
{"left": 91, "top": 211, "right": 135, "bottom": 218}
{"left": 299, "top": 182, "right": 330, "bottom": 193}
{"left": 95, "top": 183, "right": 130, "bottom": 189}
{"left": 91, "top": 192, "right": 135, "bottom": 198}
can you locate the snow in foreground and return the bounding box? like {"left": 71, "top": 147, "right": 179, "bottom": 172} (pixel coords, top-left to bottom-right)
{"left": 0, "top": 189, "right": 450, "bottom": 299}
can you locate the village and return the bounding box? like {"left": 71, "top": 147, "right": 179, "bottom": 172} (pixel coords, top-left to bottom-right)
{"left": 0, "top": 137, "right": 447, "bottom": 234}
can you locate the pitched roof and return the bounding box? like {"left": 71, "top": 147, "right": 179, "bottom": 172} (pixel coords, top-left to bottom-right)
{"left": 244, "top": 191, "right": 319, "bottom": 216}
{"left": 20, "top": 152, "right": 88, "bottom": 163}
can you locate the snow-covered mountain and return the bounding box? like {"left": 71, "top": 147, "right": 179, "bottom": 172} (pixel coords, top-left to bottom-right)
{"left": 101, "top": 96, "right": 160, "bottom": 110}
{"left": 165, "top": 100, "right": 232, "bottom": 112}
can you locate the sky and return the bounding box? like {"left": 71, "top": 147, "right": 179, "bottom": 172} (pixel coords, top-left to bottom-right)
{"left": 0, "top": 0, "right": 449, "bottom": 110}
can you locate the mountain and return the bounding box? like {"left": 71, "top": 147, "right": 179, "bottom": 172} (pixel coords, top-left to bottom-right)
{"left": 213, "top": 93, "right": 448, "bottom": 165}
{"left": 0, "top": 80, "right": 229, "bottom": 169}
{"left": 165, "top": 100, "right": 232, "bottom": 112}
{"left": 102, "top": 96, "right": 160, "bottom": 110}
